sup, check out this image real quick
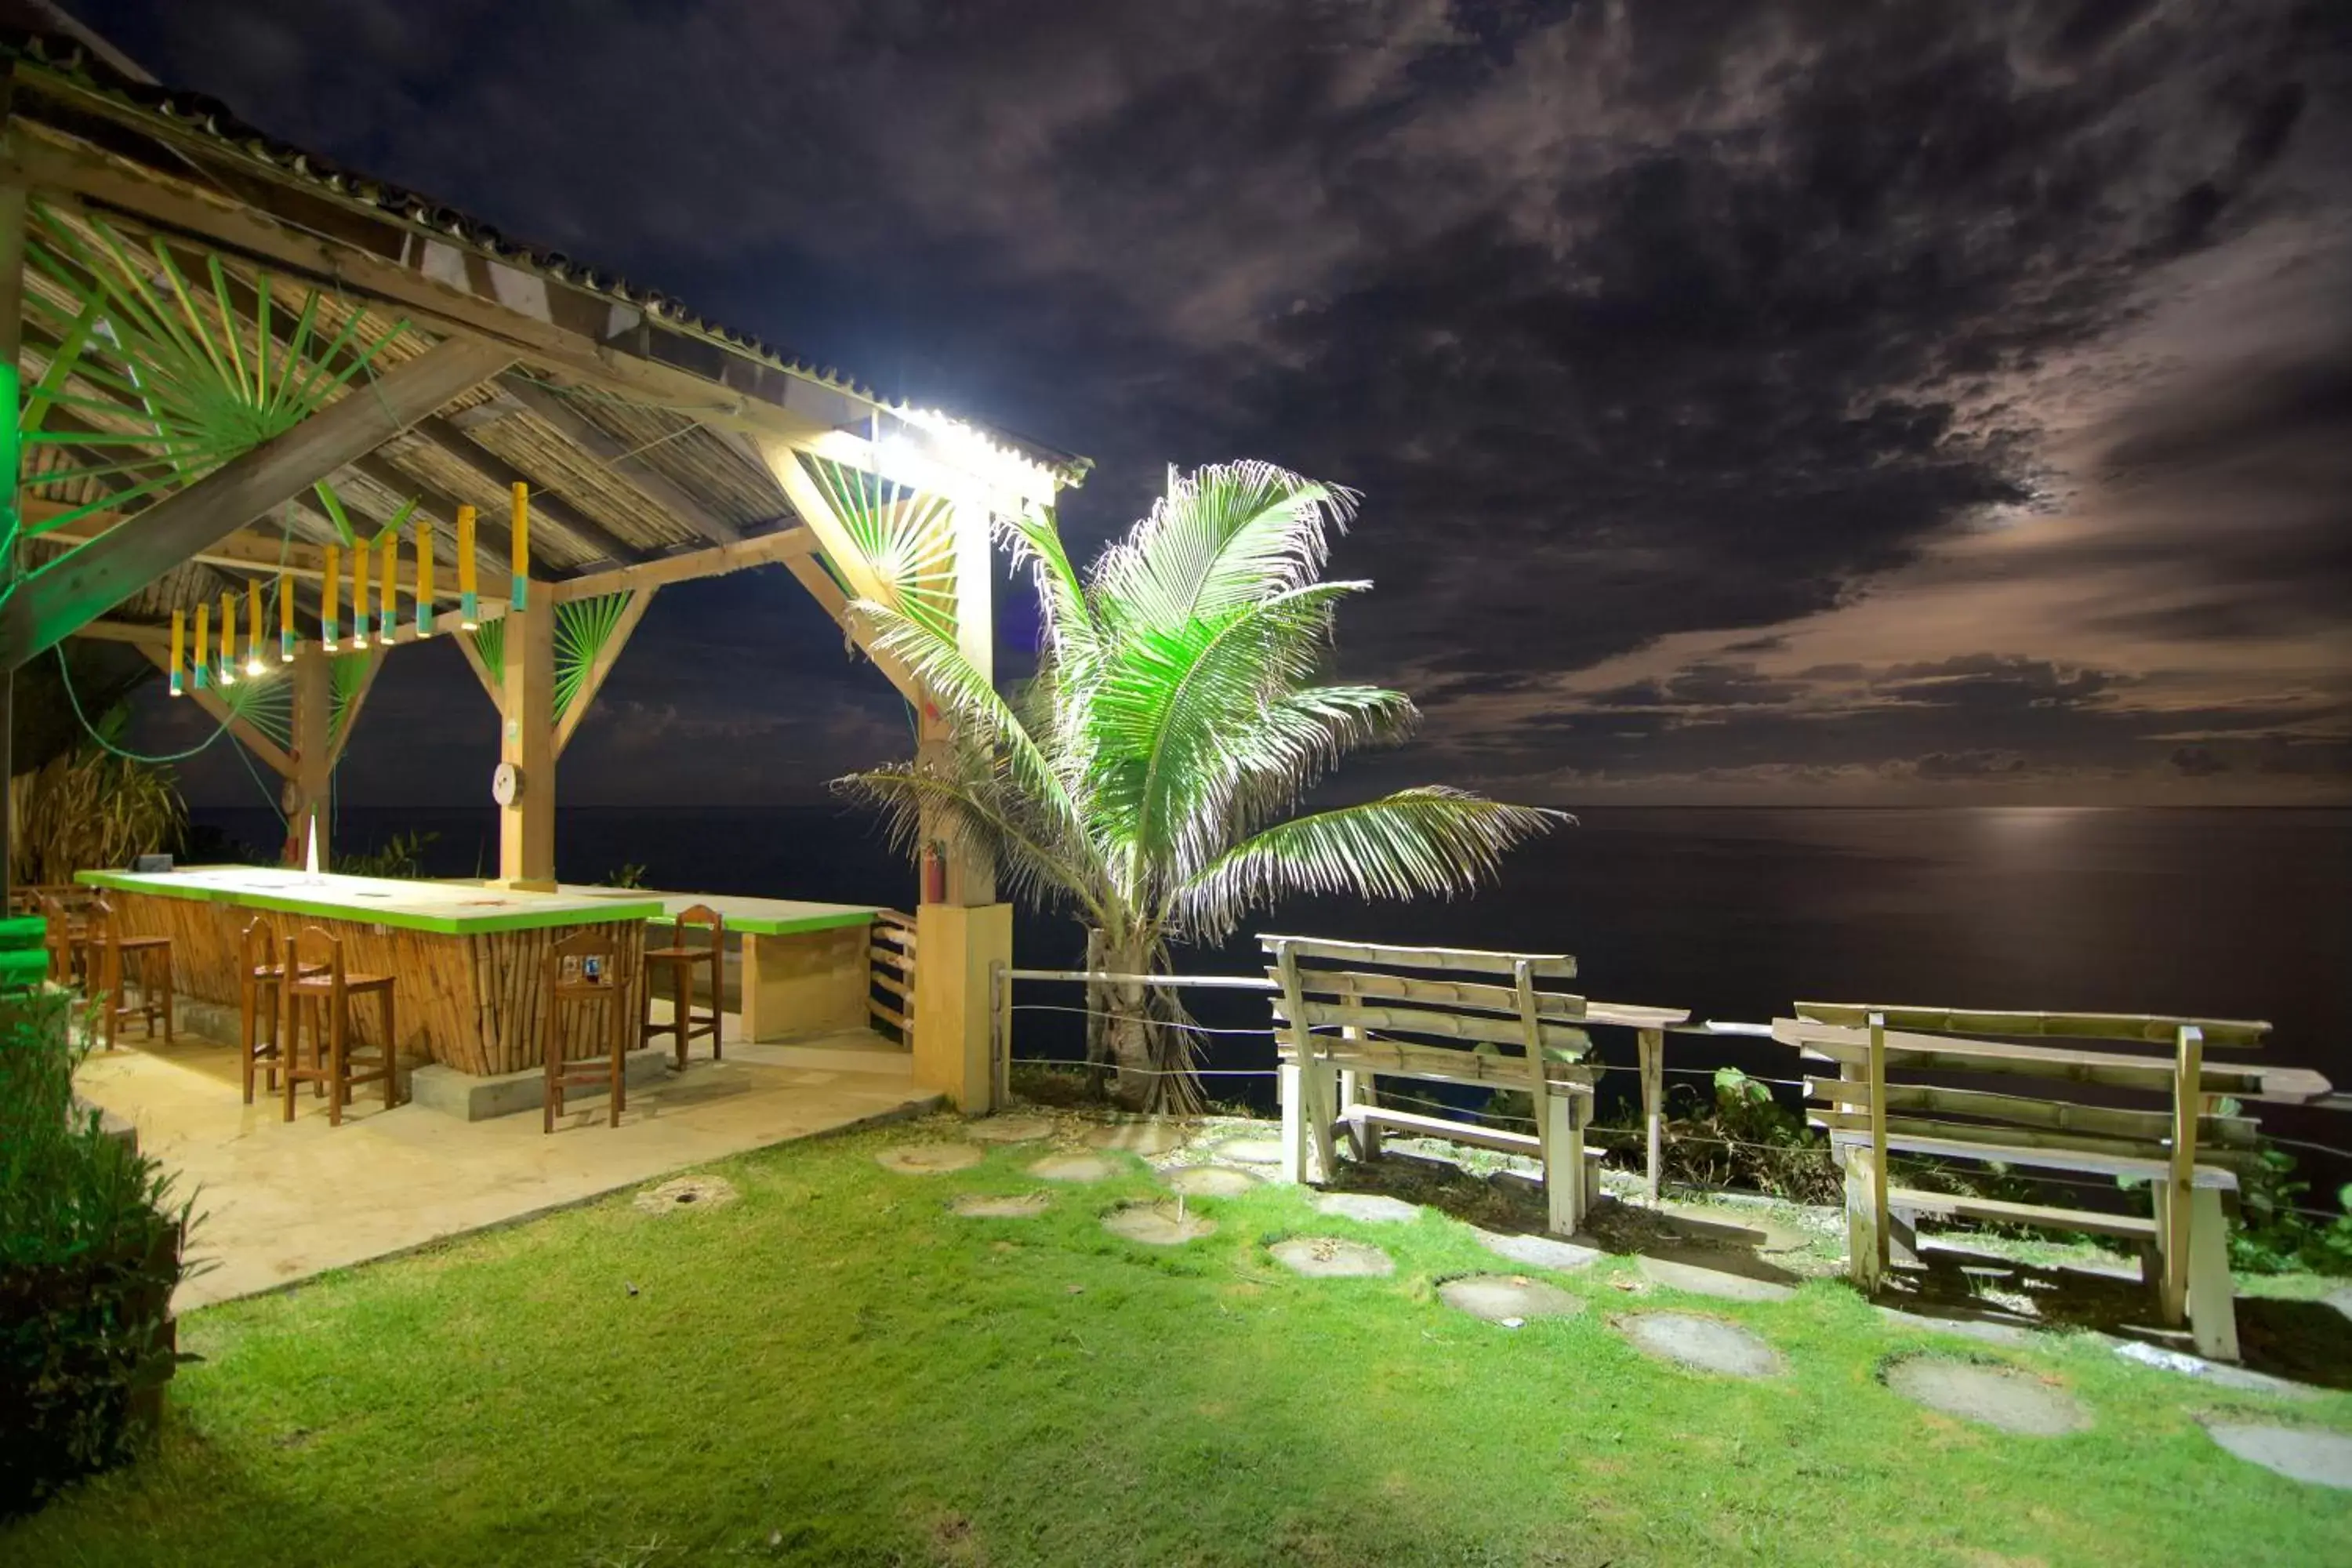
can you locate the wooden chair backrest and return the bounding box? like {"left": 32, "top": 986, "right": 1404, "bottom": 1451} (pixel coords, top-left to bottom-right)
{"left": 1782, "top": 1002, "right": 2273, "bottom": 1174}
{"left": 549, "top": 927, "right": 622, "bottom": 991}
{"left": 1261, "top": 935, "right": 1588, "bottom": 1091}
{"left": 241, "top": 916, "right": 278, "bottom": 971}
{"left": 670, "top": 904, "right": 724, "bottom": 952}
{"left": 84, "top": 895, "right": 119, "bottom": 946}
{"left": 289, "top": 927, "right": 347, "bottom": 991}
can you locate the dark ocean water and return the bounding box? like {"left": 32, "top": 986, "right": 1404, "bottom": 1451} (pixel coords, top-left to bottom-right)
{"left": 186, "top": 804, "right": 2352, "bottom": 1170}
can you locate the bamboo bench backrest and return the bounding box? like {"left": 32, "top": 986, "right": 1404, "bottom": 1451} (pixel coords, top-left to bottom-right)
{"left": 1783, "top": 1002, "right": 2273, "bottom": 1176}
{"left": 1262, "top": 935, "right": 1589, "bottom": 1092}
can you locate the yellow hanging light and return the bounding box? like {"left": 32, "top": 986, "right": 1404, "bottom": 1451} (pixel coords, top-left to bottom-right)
{"left": 322, "top": 545, "right": 341, "bottom": 651}
{"left": 416, "top": 522, "right": 434, "bottom": 637}
{"left": 246, "top": 579, "right": 267, "bottom": 676}
{"left": 279, "top": 571, "right": 296, "bottom": 662}
{"left": 379, "top": 529, "right": 398, "bottom": 644}
{"left": 169, "top": 609, "right": 186, "bottom": 697}
{"left": 218, "top": 591, "right": 238, "bottom": 685}
{"left": 194, "top": 604, "right": 210, "bottom": 691}
{"left": 457, "top": 503, "right": 479, "bottom": 629}
{"left": 510, "top": 481, "right": 529, "bottom": 611}
{"left": 351, "top": 538, "right": 370, "bottom": 648}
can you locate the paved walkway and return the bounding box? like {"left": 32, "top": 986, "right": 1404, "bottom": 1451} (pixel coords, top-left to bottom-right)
{"left": 78, "top": 1026, "right": 936, "bottom": 1311}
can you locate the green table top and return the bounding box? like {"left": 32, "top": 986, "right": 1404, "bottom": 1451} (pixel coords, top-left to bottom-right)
{"left": 554, "top": 886, "right": 884, "bottom": 937}
{"left": 78, "top": 868, "right": 666, "bottom": 937}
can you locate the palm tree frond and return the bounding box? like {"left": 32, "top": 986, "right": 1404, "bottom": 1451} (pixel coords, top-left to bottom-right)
{"left": 1091, "top": 460, "right": 1359, "bottom": 634}
{"left": 1171, "top": 787, "right": 1570, "bottom": 941}
{"left": 832, "top": 763, "right": 1102, "bottom": 923}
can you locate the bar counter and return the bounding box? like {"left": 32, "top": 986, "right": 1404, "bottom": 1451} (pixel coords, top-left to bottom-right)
{"left": 78, "top": 867, "right": 663, "bottom": 1076}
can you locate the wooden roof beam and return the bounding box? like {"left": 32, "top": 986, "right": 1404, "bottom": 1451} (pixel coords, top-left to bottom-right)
{"left": 1, "top": 334, "right": 515, "bottom": 670}
{"left": 492, "top": 372, "right": 742, "bottom": 544}
{"left": 406, "top": 414, "right": 645, "bottom": 567}
{"left": 546, "top": 524, "right": 818, "bottom": 603}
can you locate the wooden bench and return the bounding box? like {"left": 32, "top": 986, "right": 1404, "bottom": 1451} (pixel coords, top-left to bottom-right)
{"left": 1264, "top": 935, "right": 1606, "bottom": 1234}
{"left": 1778, "top": 1003, "right": 2273, "bottom": 1362}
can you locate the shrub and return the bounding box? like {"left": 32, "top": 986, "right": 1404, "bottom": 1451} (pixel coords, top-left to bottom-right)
{"left": 0, "top": 990, "right": 196, "bottom": 1516}
{"left": 2230, "top": 1144, "right": 2352, "bottom": 1276}
{"left": 336, "top": 829, "right": 440, "bottom": 880}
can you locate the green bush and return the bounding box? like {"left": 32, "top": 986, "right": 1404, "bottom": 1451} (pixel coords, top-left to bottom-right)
{"left": 336, "top": 829, "right": 440, "bottom": 880}
{"left": 2229, "top": 1143, "right": 2352, "bottom": 1276}
{"left": 1, "top": 990, "right": 196, "bottom": 1516}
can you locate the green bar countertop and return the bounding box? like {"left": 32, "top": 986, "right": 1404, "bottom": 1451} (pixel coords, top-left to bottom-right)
{"left": 78, "top": 867, "right": 666, "bottom": 937}
{"left": 554, "top": 885, "right": 884, "bottom": 937}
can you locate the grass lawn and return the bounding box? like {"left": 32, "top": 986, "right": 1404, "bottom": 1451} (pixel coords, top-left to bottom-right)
{"left": 8, "top": 1116, "right": 2351, "bottom": 1566}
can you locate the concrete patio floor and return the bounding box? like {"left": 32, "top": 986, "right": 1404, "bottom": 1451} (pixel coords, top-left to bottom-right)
{"left": 73, "top": 1015, "right": 938, "bottom": 1312}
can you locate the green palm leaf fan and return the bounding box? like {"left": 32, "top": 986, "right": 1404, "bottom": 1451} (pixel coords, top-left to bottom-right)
{"left": 554, "top": 592, "right": 636, "bottom": 721}
{"left": 802, "top": 451, "right": 959, "bottom": 638}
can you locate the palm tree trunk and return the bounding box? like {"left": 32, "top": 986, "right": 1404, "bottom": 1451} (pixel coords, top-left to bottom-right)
{"left": 1098, "top": 935, "right": 1204, "bottom": 1115}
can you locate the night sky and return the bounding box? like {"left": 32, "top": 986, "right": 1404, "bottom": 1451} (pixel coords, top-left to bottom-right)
{"left": 89, "top": 1, "right": 2352, "bottom": 810}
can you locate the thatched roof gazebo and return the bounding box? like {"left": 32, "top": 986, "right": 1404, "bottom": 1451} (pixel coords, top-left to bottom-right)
{"left": 0, "top": 19, "right": 1085, "bottom": 1108}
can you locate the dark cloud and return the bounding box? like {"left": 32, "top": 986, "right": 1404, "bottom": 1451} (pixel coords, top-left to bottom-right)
{"left": 80, "top": 0, "right": 2352, "bottom": 804}
{"left": 2170, "top": 744, "right": 2230, "bottom": 776}
{"left": 1907, "top": 749, "right": 2031, "bottom": 779}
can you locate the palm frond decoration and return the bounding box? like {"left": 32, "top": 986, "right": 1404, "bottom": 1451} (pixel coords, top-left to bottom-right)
{"left": 18, "top": 202, "right": 410, "bottom": 538}
{"left": 328, "top": 652, "right": 374, "bottom": 746}
{"left": 554, "top": 592, "right": 635, "bottom": 720}
{"left": 469, "top": 619, "right": 506, "bottom": 690}
{"left": 834, "top": 459, "right": 1566, "bottom": 1112}
{"left": 801, "top": 454, "right": 958, "bottom": 637}
{"left": 220, "top": 664, "right": 294, "bottom": 750}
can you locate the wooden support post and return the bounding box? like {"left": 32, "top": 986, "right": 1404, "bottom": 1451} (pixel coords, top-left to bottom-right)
{"left": 2161, "top": 1023, "right": 2204, "bottom": 1327}
{"left": 2187, "top": 1184, "right": 2239, "bottom": 1361}
{"left": 498, "top": 579, "right": 554, "bottom": 890}
{"left": 909, "top": 902, "right": 1007, "bottom": 1112}
{"left": 1639, "top": 1026, "right": 1664, "bottom": 1203}
{"left": 456, "top": 630, "right": 503, "bottom": 710}
{"left": 325, "top": 648, "right": 386, "bottom": 768}
{"left": 287, "top": 641, "right": 331, "bottom": 869}
{"left": 1866, "top": 1010, "right": 1890, "bottom": 1283}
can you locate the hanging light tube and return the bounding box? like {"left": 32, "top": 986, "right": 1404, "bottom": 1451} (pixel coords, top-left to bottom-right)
{"left": 379, "top": 530, "right": 398, "bottom": 644}
{"left": 218, "top": 591, "right": 238, "bottom": 685}
{"left": 416, "top": 523, "right": 434, "bottom": 637}
{"left": 245, "top": 579, "right": 266, "bottom": 676}
{"left": 280, "top": 571, "right": 296, "bottom": 662}
{"left": 194, "top": 604, "right": 209, "bottom": 691}
{"left": 169, "top": 610, "right": 185, "bottom": 697}
{"left": 510, "top": 482, "right": 529, "bottom": 611}
{"left": 351, "top": 537, "right": 370, "bottom": 648}
{"left": 322, "top": 545, "right": 342, "bottom": 651}
{"left": 457, "top": 503, "right": 478, "bottom": 629}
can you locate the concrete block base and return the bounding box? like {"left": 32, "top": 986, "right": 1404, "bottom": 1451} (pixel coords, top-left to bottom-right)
{"left": 410, "top": 1048, "right": 672, "bottom": 1122}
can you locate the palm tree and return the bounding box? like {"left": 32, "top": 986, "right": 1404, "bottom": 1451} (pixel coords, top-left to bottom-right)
{"left": 837, "top": 461, "right": 1565, "bottom": 1112}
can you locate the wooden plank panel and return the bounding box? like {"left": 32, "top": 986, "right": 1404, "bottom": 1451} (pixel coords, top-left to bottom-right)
{"left": 1278, "top": 997, "right": 1590, "bottom": 1053}
{"left": 1884, "top": 1185, "right": 2159, "bottom": 1241}
{"left": 1276, "top": 966, "right": 1586, "bottom": 1021}
{"left": 1276, "top": 1028, "right": 1596, "bottom": 1089}
{"left": 1261, "top": 934, "right": 1574, "bottom": 978}
{"left": 1795, "top": 1001, "right": 2268, "bottom": 1049}
{"left": 1805, "top": 1077, "right": 2258, "bottom": 1147}
{"left": 1781, "top": 1019, "right": 2269, "bottom": 1094}
{"left": 1356, "top": 1104, "right": 1541, "bottom": 1156}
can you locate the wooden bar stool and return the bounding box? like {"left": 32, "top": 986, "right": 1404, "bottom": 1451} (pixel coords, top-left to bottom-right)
{"left": 86, "top": 895, "right": 173, "bottom": 1051}
{"left": 38, "top": 891, "right": 96, "bottom": 991}
{"left": 546, "top": 928, "right": 631, "bottom": 1132}
{"left": 641, "top": 904, "right": 724, "bottom": 1068}
{"left": 281, "top": 926, "right": 398, "bottom": 1126}
{"left": 236, "top": 916, "right": 316, "bottom": 1105}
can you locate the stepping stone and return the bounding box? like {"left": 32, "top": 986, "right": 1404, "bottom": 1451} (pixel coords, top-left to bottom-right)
{"left": 1269, "top": 1236, "right": 1395, "bottom": 1278}
{"left": 1029, "top": 1152, "right": 1121, "bottom": 1182}
{"left": 969, "top": 1115, "right": 1056, "bottom": 1145}
{"left": 1314, "top": 1192, "right": 1421, "bottom": 1224}
{"left": 1637, "top": 1252, "right": 1798, "bottom": 1303}
{"left": 2111, "top": 1338, "right": 2316, "bottom": 1397}
{"left": 1440, "top": 1274, "right": 1585, "bottom": 1325}
{"left": 1882, "top": 1356, "right": 2090, "bottom": 1436}
{"left": 1086, "top": 1121, "right": 1185, "bottom": 1154}
{"left": 2204, "top": 1422, "right": 2352, "bottom": 1489}
{"left": 633, "top": 1175, "right": 739, "bottom": 1216}
{"left": 1215, "top": 1136, "right": 1286, "bottom": 1166}
{"left": 877, "top": 1143, "right": 985, "bottom": 1175}
{"left": 1165, "top": 1166, "right": 1260, "bottom": 1198}
{"left": 1102, "top": 1202, "right": 1218, "bottom": 1245}
{"left": 2325, "top": 1285, "right": 2352, "bottom": 1326}
{"left": 1620, "top": 1312, "right": 1784, "bottom": 1378}
{"left": 1876, "top": 1305, "right": 2040, "bottom": 1350}
{"left": 952, "top": 1192, "right": 1051, "bottom": 1218}
{"left": 1475, "top": 1230, "right": 1602, "bottom": 1273}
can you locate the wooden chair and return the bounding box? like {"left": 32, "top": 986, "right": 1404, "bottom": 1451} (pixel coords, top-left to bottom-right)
{"left": 37, "top": 891, "right": 96, "bottom": 990}
{"left": 236, "top": 916, "right": 313, "bottom": 1105}
{"left": 641, "top": 904, "right": 724, "bottom": 1068}
{"left": 85, "top": 895, "right": 173, "bottom": 1051}
{"left": 1779, "top": 1003, "right": 2271, "bottom": 1362}
{"left": 1263, "top": 935, "right": 1602, "bottom": 1236}
{"left": 546, "top": 928, "right": 632, "bottom": 1132}
{"left": 281, "top": 927, "right": 398, "bottom": 1126}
